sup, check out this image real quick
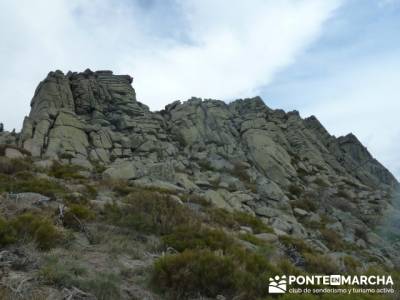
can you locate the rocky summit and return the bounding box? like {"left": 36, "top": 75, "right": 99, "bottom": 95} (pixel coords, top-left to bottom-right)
{"left": 0, "top": 70, "right": 399, "bottom": 299}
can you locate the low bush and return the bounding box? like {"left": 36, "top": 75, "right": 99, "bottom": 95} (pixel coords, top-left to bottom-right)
{"left": 276, "top": 258, "right": 304, "bottom": 276}
{"left": 153, "top": 240, "right": 280, "bottom": 299}
{"left": 230, "top": 163, "right": 251, "bottom": 182}
{"left": 233, "top": 211, "right": 273, "bottom": 234}
{"left": 279, "top": 235, "right": 313, "bottom": 256}
{"left": 1, "top": 213, "right": 62, "bottom": 250}
{"left": 105, "top": 180, "right": 173, "bottom": 197}
{"left": 48, "top": 161, "right": 85, "bottom": 179}
{"left": 84, "top": 184, "right": 98, "bottom": 198}
{"left": 229, "top": 163, "right": 257, "bottom": 192}
{"left": 303, "top": 253, "right": 340, "bottom": 275}
{"left": 0, "top": 175, "right": 67, "bottom": 198}
{"left": 292, "top": 197, "right": 318, "bottom": 212}
{"left": 41, "top": 255, "right": 121, "bottom": 299}
{"left": 0, "top": 157, "right": 32, "bottom": 175}
{"left": 238, "top": 233, "right": 266, "bottom": 247}
{"left": 103, "top": 191, "right": 197, "bottom": 235}
{"left": 11, "top": 213, "right": 62, "bottom": 250}
{"left": 153, "top": 249, "right": 238, "bottom": 299}
{"left": 329, "top": 197, "right": 355, "bottom": 213}
{"left": 288, "top": 184, "right": 303, "bottom": 197}
{"left": 40, "top": 255, "right": 87, "bottom": 287}
{"left": 163, "top": 225, "right": 234, "bottom": 252}
{"left": 0, "top": 217, "right": 16, "bottom": 246}
{"left": 63, "top": 203, "right": 96, "bottom": 229}
{"left": 207, "top": 208, "right": 272, "bottom": 234}
{"left": 79, "top": 273, "right": 121, "bottom": 300}
{"left": 320, "top": 228, "right": 345, "bottom": 251}
{"left": 109, "top": 180, "right": 134, "bottom": 196}
{"left": 207, "top": 208, "right": 237, "bottom": 228}
{"left": 343, "top": 255, "right": 360, "bottom": 272}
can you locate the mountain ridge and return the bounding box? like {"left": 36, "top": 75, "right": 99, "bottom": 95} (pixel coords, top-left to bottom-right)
{"left": 10, "top": 69, "right": 397, "bottom": 188}
{"left": 0, "top": 69, "right": 399, "bottom": 299}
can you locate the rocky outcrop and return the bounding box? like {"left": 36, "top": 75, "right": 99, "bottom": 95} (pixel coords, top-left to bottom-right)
{"left": 17, "top": 70, "right": 397, "bottom": 188}
{"left": 4, "top": 69, "right": 399, "bottom": 268}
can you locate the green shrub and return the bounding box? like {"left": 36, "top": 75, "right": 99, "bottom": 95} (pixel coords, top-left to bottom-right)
{"left": 92, "top": 161, "right": 107, "bottom": 174}
{"left": 223, "top": 246, "right": 278, "bottom": 297}
{"left": 154, "top": 237, "right": 280, "bottom": 299}
{"left": 79, "top": 273, "right": 121, "bottom": 300}
{"left": 207, "top": 208, "right": 237, "bottom": 228}
{"left": 0, "top": 217, "right": 16, "bottom": 246}
{"left": 41, "top": 254, "right": 121, "bottom": 299}
{"left": 0, "top": 157, "right": 32, "bottom": 175}
{"left": 279, "top": 235, "right": 313, "bottom": 255}
{"left": 48, "top": 161, "right": 85, "bottom": 179}
{"left": 11, "top": 213, "right": 62, "bottom": 250}
{"left": 103, "top": 191, "right": 197, "bottom": 235}
{"left": 106, "top": 180, "right": 173, "bottom": 197}
{"left": 238, "top": 233, "right": 267, "bottom": 247}
{"left": 40, "top": 255, "right": 86, "bottom": 286}
{"left": 84, "top": 184, "right": 98, "bottom": 198}
{"left": 153, "top": 240, "right": 281, "bottom": 299}
{"left": 276, "top": 258, "right": 304, "bottom": 276}
{"left": 343, "top": 255, "right": 360, "bottom": 272}
{"left": 233, "top": 211, "right": 273, "bottom": 233}
{"left": 292, "top": 197, "right": 318, "bottom": 212}
{"left": 229, "top": 163, "right": 257, "bottom": 192}
{"left": 152, "top": 249, "right": 238, "bottom": 299}
{"left": 163, "top": 225, "right": 234, "bottom": 252}
{"left": 303, "top": 253, "right": 340, "bottom": 274}
{"left": 108, "top": 180, "right": 134, "bottom": 196}
{"left": 320, "top": 228, "right": 345, "bottom": 251}
{"left": 329, "top": 197, "right": 355, "bottom": 213}
{"left": 0, "top": 175, "right": 67, "bottom": 198}
{"left": 230, "top": 163, "right": 251, "bottom": 182}
{"left": 207, "top": 208, "right": 272, "bottom": 234}
{"left": 63, "top": 204, "right": 95, "bottom": 229}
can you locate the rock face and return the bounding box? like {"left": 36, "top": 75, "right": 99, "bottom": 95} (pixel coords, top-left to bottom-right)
{"left": 18, "top": 70, "right": 397, "bottom": 188}
{"left": 6, "top": 69, "right": 400, "bottom": 266}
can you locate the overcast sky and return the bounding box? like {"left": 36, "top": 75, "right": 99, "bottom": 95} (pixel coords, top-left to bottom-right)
{"left": 0, "top": 0, "right": 399, "bottom": 178}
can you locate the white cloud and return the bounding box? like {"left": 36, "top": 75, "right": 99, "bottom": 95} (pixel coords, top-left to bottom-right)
{"left": 0, "top": 0, "right": 341, "bottom": 130}
{"left": 129, "top": 0, "right": 342, "bottom": 105}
